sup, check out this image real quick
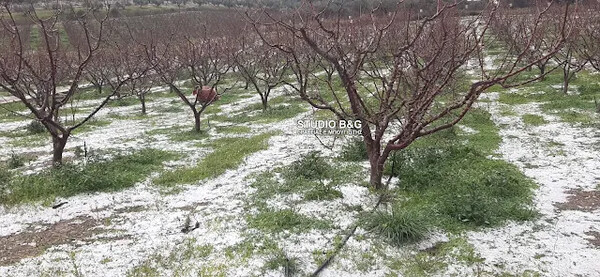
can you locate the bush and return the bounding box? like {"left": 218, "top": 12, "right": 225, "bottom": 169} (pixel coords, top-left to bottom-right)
{"left": 364, "top": 204, "right": 431, "bottom": 245}
{"left": 340, "top": 138, "right": 368, "bottom": 161}
{"left": 26, "top": 120, "right": 46, "bottom": 134}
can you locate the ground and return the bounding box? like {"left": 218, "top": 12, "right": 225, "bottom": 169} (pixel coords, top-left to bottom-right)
{"left": 0, "top": 70, "right": 599, "bottom": 277}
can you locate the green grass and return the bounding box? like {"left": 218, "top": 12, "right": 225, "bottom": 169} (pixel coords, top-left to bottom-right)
{"left": 380, "top": 109, "right": 536, "bottom": 231}
{"left": 127, "top": 238, "right": 216, "bottom": 277}
{"left": 247, "top": 208, "right": 331, "bottom": 233}
{"left": 364, "top": 108, "right": 536, "bottom": 243}
{"left": 364, "top": 204, "right": 431, "bottom": 245}
{"left": 0, "top": 101, "right": 30, "bottom": 122}
{"left": 388, "top": 237, "right": 484, "bottom": 277}
{"left": 216, "top": 125, "right": 252, "bottom": 134}
{"left": 248, "top": 152, "right": 362, "bottom": 207}
{"left": 146, "top": 126, "right": 210, "bottom": 142}
{"left": 340, "top": 138, "right": 368, "bottom": 161}
{"left": 0, "top": 149, "right": 177, "bottom": 206}
{"left": 154, "top": 132, "right": 276, "bottom": 186}
{"left": 496, "top": 70, "right": 600, "bottom": 125}
{"left": 522, "top": 114, "right": 548, "bottom": 126}
{"left": 107, "top": 97, "right": 143, "bottom": 107}
{"left": 211, "top": 104, "right": 306, "bottom": 124}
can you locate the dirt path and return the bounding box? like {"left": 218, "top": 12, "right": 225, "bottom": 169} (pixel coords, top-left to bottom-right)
{"left": 460, "top": 92, "right": 600, "bottom": 276}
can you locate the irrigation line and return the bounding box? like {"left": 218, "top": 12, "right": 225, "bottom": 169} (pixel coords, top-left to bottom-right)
{"left": 310, "top": 153, "right": 398, "bottom": 277}
{"left": 310, "top": 193, "right": 386, "bottom": 277}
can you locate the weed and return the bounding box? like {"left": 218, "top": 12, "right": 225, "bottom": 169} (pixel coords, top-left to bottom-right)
{"left": 340, "top": 138, "right": 368, "bottom": 161}
{"left": 26, "top": 120, "right": 46, "bottom": 134}
{"left": 284, "top": 151, "right": 332, "bottom": 181}
{"left": 8, "top": 152, "right": 25, "bottom": 169}
{"left": 364, "top": 204, "right": 432, "bottom": 245}
{"left": 265, "top": 252, "right": 299, "bottom": 276}
{"left": 216, "top": 125, "right": 252, "bottom": 134}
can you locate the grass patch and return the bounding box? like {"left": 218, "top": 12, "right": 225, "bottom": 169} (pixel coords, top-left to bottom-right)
{"left": 385, "top": 145, "right": 536, "bottom": 229}
{"left": 212, "top": 104, "right": 306, "bottom": 124}
{"left": 248, "top": 152, "right": 361, "bottom": 206}
{"left": 126, "top": 238, "right": 215, "bottom": 277}
{"left": 247, "top": 208, "right": 331, "bottom": 233}
{"left": 107, "top": 97, "right": 143, "bottom": 108}
{"left": 365, "top": 108, "right": 535, "bottom": 244}
{"left": 364, "top": 204, "right": 431, "bottom": 245}
{"left": 340, "top": 138, "right": 368, "bottom": 161}
{"left": 388, "top": 237, "right": 484, "bottom": 277}
{"left": 154, "top": 132, "right": 276, "bottom": 186}
{"left": 0, "top": 149, "right": 177, "bottom": 205}
{"left": 0, "top": 101, "right": 31, "bottom": 122}
{"left": 146, "top": 126, "right": 209, "bottom": 142}
{"left": 216, "top": 125, "right": 252, "bottom": 134}
{"left": 522, "top": 114, "right": 548, "bottom": 126}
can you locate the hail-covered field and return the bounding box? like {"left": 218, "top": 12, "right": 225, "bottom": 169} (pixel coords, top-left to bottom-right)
{"left": 0, "top": 68, "right": 599, "bottom": 277}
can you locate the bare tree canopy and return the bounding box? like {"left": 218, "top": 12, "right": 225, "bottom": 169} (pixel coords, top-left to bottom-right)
{"left": 247, "top": 0, "right": 581, "bottom": 189}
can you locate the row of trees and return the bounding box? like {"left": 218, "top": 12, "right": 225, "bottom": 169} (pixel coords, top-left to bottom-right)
{"left": 493, "top": 1, "right": 600, "bottom": 94}
{"left": 1, "top": 1, "right": 599, "bottom": 189}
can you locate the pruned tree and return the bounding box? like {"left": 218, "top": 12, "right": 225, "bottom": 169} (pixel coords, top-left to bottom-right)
{"left": 235, "top": 30, "right": 291, "bottom": 111}
{"left": 492, "top": 4, "right": 559, "bottom": 80}
{"left": 0, "top": 5, "right": 143, "bottom": 165}
{"left": 249, "top": 0, "right": 578, "bottom": 189}
{"left": 133, "top": 13, "right": 239, "bottom": 132}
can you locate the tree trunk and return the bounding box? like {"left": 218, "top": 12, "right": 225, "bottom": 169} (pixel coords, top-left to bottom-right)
{"left": 52, "top": 134, "right": 69, "bottom": 166}
{"left": 140, "top": 94, "right": 146, "bottom": 115}
{"left": 261, "top": 94, "right": 268, "bottom": 111}
{"left": 193, "top": 110, "right": 201, "bottom": 132}
{"left": 366, "top": 139, "right": 386, "bottom": 190}
{"left": 369, "top": 157, "right": 385, "bottom": 190}
{"left": 538, "top": 64, "right": 546, "bottom": 81}
{"left": 563, "top": 68, "right": 570, "bottom": 95}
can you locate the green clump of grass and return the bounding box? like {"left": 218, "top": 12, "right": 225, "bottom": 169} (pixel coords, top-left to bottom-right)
{"left": 216, "top": 125, "right": 252, "bottom": 134}
{"left": 26, "top": 120, "right": 46, "bottom": 134}
{"left": 154, "top": 132, "right": 275, "bottom": 186}
{"left": 0, "top": 149, "right": 177, "bottom": 206}
{"left": 386, "top": 145, "right": 536, "bottom": 228}
{"left": 146, "top": 126, "right": 209, "bottom": 142}
{"left": 365, "top": 108, "right": 536, "bottom": 244}
{"left": 265, "top": 252, "right": 299, "bottom": 274}
{"left": 340, "top": 138, "right": 368, "bottom": 161}
{"left": 388, "top": 237, "right": 484, "bottom": 276}
{"left": 249, "top": 152, "right": 361, "bottom": 206}
{"left": 247, "top": 208, "right": 331, "bottom": 233}
{"left": 522, "top": 114, "right": 548, "bottom": 126}
{"left": 284, "top": 151, "right": 332, "bottom": 181}
{"left": 364, "top": 204, "right": 432, "bottom": 245}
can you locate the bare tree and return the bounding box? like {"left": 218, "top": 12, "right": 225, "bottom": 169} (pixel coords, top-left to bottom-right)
{"left": 249, "top": 1, "right": 578, "bottom": 189}
{"left": 235, "top": 30, "right": 291, "bottom": 111}
{"left": 133, "top": 13, "right": 240, "bottom": 132}
{"left": 492, "top": 5, "right": 558, "bottom": 80}
{"left": 0, "top": 5, "right": 141, "bottom": 165}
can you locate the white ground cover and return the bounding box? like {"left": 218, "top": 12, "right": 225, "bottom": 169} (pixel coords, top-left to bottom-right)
{"left": 454, "top": 92, "right": 600, "bottom": 276}
{"left": 0, "top": 80, "right": 599, "bottom": 277}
